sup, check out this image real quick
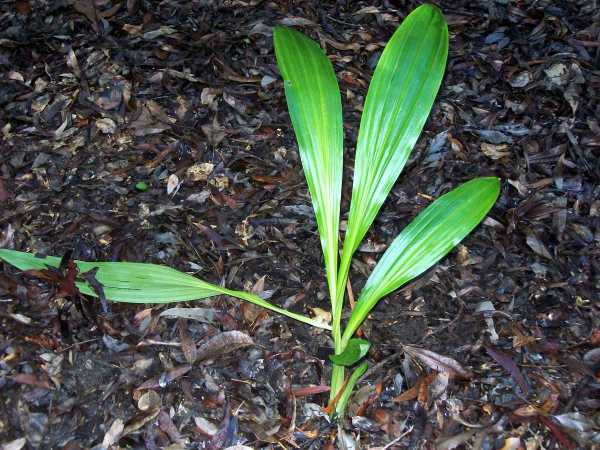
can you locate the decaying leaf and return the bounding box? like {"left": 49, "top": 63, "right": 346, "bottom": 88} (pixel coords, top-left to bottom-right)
{"left": 137, "top": 390, "right": 161, "bottom": 411}
{"left": 136, "top": 364, "right": 192, "bottom": 390}
{"left": 201, "top": 116, "right": 226, "bottom": 146}
{"left": 553, "top": 412, "right": 600, "bottom": 445}
{"left": 101, "top": 418, "right": 124, "bottom": 448}
{"left": 160, "top": 307, "right": 217, "bottom": 324}
{"left": 195, "top": 331, "right": 254, "bottom": 362}
{"left": 186, "top": 163, "right": 214, "bottom": 182}
{"left": 485, "top": 346, "right": 530, "bottom": 395}
{"left": 404, "top": 345, "right": 473, "bottom": 379}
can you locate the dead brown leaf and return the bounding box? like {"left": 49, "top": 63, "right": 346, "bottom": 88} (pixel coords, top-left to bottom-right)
{"left": 404, "top": 345, "right": 473, "bottom": 379}
{"left": 195, "top": 331, "right": 254, "bottom": 362}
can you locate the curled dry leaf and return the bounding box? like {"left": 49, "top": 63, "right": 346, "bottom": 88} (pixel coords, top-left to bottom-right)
{"left": 0, "top": 178, "right": 8, "bottom": 203}
{"left": 160, "top": 307, "right": 217, "bottom": 324}
{"left": 403, "top": 345, "right": 473, "bottom": 379}
{"left": 195, "top": 331, "right": 254, "bottom": 362}
{"left": 393, "top": 373, "right": 436, "bottom": 404}
{"left": 10, "top": 373, "right": 53, "bottom": 390}
{"left": 158, "top": 410, "right": 184, "bottom": 445}
{"left": 538, "top": 416, "right": 577, "bottom": 450}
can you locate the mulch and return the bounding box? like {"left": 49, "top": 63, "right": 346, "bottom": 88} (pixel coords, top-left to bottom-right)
{"left": 0, "top": 0, "right": 599, "bottom": 448}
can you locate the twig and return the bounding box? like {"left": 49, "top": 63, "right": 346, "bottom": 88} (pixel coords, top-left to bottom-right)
{"left": 382, "top": 425, "right": 414, "bottom": 449}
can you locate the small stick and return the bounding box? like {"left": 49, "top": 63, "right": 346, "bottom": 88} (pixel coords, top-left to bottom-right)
{"left": 346, "top": 277, "right": 355, "bottom": 309}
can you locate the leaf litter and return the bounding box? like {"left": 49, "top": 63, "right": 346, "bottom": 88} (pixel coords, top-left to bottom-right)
{"left": 0, "top": 0, "right": 599, "bottom": 447}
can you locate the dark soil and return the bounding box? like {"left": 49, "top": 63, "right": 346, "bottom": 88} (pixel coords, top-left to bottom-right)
{"left": 1, "top": 0, "right": 599, "bottom": 449}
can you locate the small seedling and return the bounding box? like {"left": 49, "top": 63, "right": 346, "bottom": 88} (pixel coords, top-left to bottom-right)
{"left": 0, "top": 4, "right": 499, "bottom": 418}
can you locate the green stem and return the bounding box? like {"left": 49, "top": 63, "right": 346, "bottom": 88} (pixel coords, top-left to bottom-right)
{"left": 329, "top": 363, "right": 346, "bottom": 404}
{"left": 328, "top": 245, "right": 355, "bottom": 405}
{"left": 335, "top": 362, "right": 367, "bottom": 417}
{"left": 332, "top": 250, "right": 353, "bottom": 341}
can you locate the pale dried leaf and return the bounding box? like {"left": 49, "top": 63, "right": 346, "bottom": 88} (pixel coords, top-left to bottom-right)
{"left": 404, "top": 345, "right": 473, "bottom": 379}
{"left": 186, "top": 163, "right": 214, "bottom": 182}
{"left": 1, "top": 438, "right": 27, "bottom": 450}
{"left": 96, "top": 118, "right": 117, "bottom": 134}
{"left": 160, "top": 307, "right": 217, "bottom": 324}
{"left": 166, "top": 174, "right": 181, "bottom": 195}
{"left": 137, "top": 390, "right": 161, "bottom": 411}
{"left": 526, "top": 234, "right": 552, "bottom": 259}
{"left": 102, "top": 418, "right": 124, "bottom": 448}
{"left": 196, "top": 331, "right": 254, "bottom": 362}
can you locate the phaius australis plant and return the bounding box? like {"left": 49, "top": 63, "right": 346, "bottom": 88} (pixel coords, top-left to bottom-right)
{"left": 0, "top": 4, "right": 500, "bottom": 418}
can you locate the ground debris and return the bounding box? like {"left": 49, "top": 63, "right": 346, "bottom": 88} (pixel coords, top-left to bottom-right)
{"left": 0, "top": 0, "right": 598, "bottom": 447}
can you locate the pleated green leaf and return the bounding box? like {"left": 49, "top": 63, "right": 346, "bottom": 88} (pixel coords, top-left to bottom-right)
{"left": 273, "top": 26, "right": 344, "bottom": 306}
{"left": 342, "top": 177, "right": 500, "bottom": 343}
{"left": 339, "top": 5, "right": 448, "bottom": 281}
{"left": 0, "top": 249, "right": 331, "bottom": 330}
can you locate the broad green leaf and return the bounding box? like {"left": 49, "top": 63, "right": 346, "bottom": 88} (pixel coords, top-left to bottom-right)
{"left": 338, "top": 5, "right": 448, "bottom": 291}
{"left": 333, "top": 361, "right": 368, "bottom": 418}
{"left": 0, "top": 249, "right": 331, "bottom": 330}
{"left": 329, "top": 338, "right": 370, "bottom": 366}
{"left": 273, "top": 27, "right": 343, "bottom": 308}
{"left": 342, "top": 177, "right": 500, "bottom": 343}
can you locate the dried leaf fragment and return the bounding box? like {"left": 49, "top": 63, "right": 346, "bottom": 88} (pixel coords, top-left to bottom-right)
{"left": 137, "top": 390, "right": 161, "bottom": 411}
{"left": 526, "top": 233, "right": 552, "bottom": 259}
{"left": 186, "top": 163, "right": 214, "bottom": 182}
{"left": 481, "top": 142, "right": 510, "bottom": 160}
{"left": 96, "top": 118, "right": 117, "bottom": 134}
{"left": 1, "top": 438, "right": 27, "bottom": 450}
{"left": 404, "top": 345, "right": 473, "bottom": 379}
{"left": 509, "top": 71, "right": 532, "bottom": 88}
{"left": 485, "top": 346, "right": 530, "bottom": 395}
{"left": 136, "top": 364, "right": 192, "bottom": 390}
{"left": 101, "top": 418, "right": 124, "bottom": 448}
{"left": 195, "top": 331, "right": 254, "bottom": 362}
{"left": 160, "top": 307, "right": 217, "bottom": 324}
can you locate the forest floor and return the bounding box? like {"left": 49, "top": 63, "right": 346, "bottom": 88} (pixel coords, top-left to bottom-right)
{"left": 0, "top": 0, "right": 599, "bottom": 449}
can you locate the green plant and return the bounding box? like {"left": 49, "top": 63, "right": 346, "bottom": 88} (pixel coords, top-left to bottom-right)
{"left": 0, "top": 4, "right": 500, "bottom": 418}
